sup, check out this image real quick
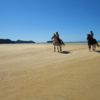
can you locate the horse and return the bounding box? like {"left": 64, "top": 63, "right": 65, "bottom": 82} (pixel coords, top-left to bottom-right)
{"left": 51, "top": 33, "right": 64, "bottom": 52}
{"left": 87, "top": 33, "right": 99, "bottom": 51}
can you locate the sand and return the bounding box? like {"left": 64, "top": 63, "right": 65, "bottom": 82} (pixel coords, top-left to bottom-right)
{"left": 0, "top": 43, "right": 100, "bottom": 100}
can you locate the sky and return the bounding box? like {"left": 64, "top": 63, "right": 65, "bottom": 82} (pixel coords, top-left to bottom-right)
{"left": 0, "top": 0, "right": 100, "bottom": 42}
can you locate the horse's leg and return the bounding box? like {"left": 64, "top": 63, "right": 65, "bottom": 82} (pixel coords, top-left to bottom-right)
{"left": 57, "top": 46, "right": 59, "bottom": 52}
{"left": 60, "top": 45, "right": 62, "bottom": 52}
{"left": 54, "top": 46, "right": 56, "bottom": 52}
{"left": 92, "top": 44, "right": 96, "bottom": 51}
{"left": 88, "top": 44, "right": 91, "bottom": 51}
{"left": 93, "top": 44, "right": 96, "bottom": 51}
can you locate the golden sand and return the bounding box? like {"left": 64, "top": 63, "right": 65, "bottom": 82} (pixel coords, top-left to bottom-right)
{"left": 0, "top": 44, "right": 100, "bottom": 100}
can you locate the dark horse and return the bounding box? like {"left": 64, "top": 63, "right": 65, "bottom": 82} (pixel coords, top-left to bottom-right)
{"left": 51, "top": 32, "right": 64, "bottom": 52}
{"left": 87, "top": 31, "right": 99, "bottom": 51}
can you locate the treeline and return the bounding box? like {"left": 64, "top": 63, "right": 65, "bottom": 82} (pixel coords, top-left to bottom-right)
{"left": 0, "top": 39, "right": 35, "bottom": 44}
{"left": 46, "top": 41, "right": 53, "bottom": 43}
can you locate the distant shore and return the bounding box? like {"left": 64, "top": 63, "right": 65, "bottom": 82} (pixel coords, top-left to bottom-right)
{"left": 0, "top": 38, "right": 35, "bottom": 44}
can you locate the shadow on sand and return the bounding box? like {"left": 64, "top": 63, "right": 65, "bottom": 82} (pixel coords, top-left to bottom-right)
{"left": 60, "top": 51, "right": 71, "bottom": 54}
{"left": 95, "top": 50, "right": 100, "bottom": 53}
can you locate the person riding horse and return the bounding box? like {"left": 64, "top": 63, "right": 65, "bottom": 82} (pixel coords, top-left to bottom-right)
{"left": 51, "top": 32, "right": 64, "bottom": 52}
{"left": 87, "top": 31, "right": 99, "bottom": 51}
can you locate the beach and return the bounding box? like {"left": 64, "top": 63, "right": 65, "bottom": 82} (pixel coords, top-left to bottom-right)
{"left": 0, "top": 43, "right": 100, "bottom": 100}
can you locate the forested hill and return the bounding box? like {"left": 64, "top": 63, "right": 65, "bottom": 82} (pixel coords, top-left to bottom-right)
{"left": 0, "top": 39, "right": 35, "bottom": 44}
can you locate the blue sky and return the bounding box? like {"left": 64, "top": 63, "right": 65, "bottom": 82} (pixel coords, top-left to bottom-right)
{"left": 0, "top": 0, "right": 100, "bottom": 42}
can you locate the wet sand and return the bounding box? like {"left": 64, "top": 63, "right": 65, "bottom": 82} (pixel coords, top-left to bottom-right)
{"left": 0, "top": 44, "right": 100, "bottom": 100}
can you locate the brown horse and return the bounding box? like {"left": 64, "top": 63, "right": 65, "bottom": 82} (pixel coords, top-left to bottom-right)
{"left": 51, "top": 33, "right": 64, "bottom": 52}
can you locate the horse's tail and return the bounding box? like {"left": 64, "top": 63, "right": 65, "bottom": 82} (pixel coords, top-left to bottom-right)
{"left": 60, "top": 39, "right": 65, "bottom": 46}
